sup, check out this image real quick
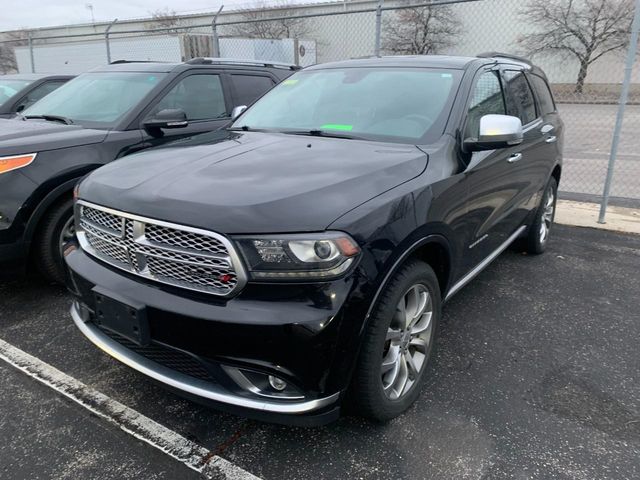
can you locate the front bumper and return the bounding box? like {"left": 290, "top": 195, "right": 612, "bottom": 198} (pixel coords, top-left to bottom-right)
{"left": 66, "top": 247, "right": 363, "bottom": 425}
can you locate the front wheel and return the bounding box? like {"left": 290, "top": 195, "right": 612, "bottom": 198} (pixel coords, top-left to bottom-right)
{"left": 524, "top": 177, "right": 558, "bottom": 255}
{"left": 349, "top": 259, "right": 441, "bottom": 421}
{"left": 34, "top": 197, "right": 75, "bottom": 284}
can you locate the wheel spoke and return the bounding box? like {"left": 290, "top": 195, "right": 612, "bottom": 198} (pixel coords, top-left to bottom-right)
{"left": 395, "top": 356, "right": 409, "bottom": 397}
{"left": 382, "top": 356, "right": 401, "bottom": 391}
{"left": 386, "top": 328, "right": 402, "bottom": 342}
{"left": 405, "top": 352, "right": 419, "bottom": 380}
{"left": 409, "top": 336, "right": 428, "bottom": 353}
{"left": 411, "top": 311, "right": 432, "bottom": 335}
{"left": 381, "top": 345, "right": 400, "bottom": 374}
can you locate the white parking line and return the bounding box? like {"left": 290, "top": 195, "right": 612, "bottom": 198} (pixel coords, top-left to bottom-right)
{"left": 0, "top": 337, "right": 261, "bottom": 480}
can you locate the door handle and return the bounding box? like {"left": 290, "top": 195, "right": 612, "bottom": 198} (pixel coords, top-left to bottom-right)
{"left": 508, "top": 153, "right": 523, "bottom": 163}
{"left": 545, "top": 136, "right": 557, "bottom": 144}
{"left": 541, "top": 124, "right": 555, "bottom": 135}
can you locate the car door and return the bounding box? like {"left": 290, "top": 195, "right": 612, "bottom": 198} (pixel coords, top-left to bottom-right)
{"left": 527, "top": 71, "right": 563, "bottom": 193}
{"left": 139, "top": 71, "right": 233, "bottom": 148}
{"left": 501, "top": 68, "right": 550, "bottom": 225}
{"left": 458, "top": 67, "right": 530, "bottom": 272}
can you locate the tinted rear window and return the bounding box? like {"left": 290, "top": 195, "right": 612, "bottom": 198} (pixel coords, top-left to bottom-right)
{"left": 503, "top": 70, "right": 537, "bottom": 125}
{"left": 529, "top": 74, "right": 556, "bottom": 115}
{"left": 231, "top": 75, "right": 275, "bottom": 107}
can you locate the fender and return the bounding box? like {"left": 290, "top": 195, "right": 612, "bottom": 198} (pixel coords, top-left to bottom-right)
{"left": 362, "top": 233, "right": 453, "bottom": 328}
{"left": 23, "top": 169, "right": 95, "bottom": 249}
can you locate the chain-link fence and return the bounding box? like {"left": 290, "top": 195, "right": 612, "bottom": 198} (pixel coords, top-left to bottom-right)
{"left": 1, "top": 0, "right": 639, "bottom": 217}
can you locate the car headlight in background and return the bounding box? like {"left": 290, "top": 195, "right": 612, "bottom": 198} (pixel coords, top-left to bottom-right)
{"left": 235, "top": 232, "right": 360, "bottom": 280}
{"left": 0, "top": 153, "right": 37, "bottom": 175}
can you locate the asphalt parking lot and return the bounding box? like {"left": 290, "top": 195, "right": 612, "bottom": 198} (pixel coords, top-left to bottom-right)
{"left": 1, "top": 224, "right": 639, "bottom": 480}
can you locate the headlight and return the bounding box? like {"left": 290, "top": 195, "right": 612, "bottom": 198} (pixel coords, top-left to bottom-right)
{"left": 0, "top": 153, "right": 37, "bottom": 175}
{"left": 235, "top": 232, "right": 360, "bottom": 281}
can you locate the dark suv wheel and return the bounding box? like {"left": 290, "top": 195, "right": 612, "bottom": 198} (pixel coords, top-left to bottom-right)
{"left": 34, "top": 197, "right": 74, "bottom": 284}
{"left": 350, "top": 259, "right": 441, "bottom": 421}
{"left": 524, "top": 177, "right": 558, "bottom": 255}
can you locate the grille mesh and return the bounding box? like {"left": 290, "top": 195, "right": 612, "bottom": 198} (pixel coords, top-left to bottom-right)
{"left": 78, "top": 204, "right": 241, "bottom": 296}
{"left": 145, "top": 223, "right": 228, "bottom": 255}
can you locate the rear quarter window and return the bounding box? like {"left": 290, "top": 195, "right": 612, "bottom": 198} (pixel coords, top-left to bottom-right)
{"left": 529, "top": 74, "right": 556, "bottom": 115}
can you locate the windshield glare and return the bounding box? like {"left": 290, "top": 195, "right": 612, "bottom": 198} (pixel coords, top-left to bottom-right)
{"left": 0, "top": 79, "right": 33, "bottom": 107}
{"left": 233, "top": 67, "right": 461, "bottom": 143}
{"left": 23, "top": 72, "right": 165, "bottom": 126}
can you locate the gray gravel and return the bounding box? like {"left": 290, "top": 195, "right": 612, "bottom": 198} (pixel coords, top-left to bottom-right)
{"left": 0, "top": 224, "right": 639, "bottom": 480}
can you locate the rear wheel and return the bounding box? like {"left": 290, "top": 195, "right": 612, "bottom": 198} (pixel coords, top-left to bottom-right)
{"left": 350, "top": 259, "right": 441, "bottom": 421}
{"left": 524, "top": 177, "right": 557, "bottom": 255}
{"left": 34, "top": 197, "right": 74, "bottom": 284}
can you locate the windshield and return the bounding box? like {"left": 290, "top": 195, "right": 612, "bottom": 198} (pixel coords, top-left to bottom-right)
{"left": 233, "top": 67, "right": 461, "bottom": 143}
{"left": 0, "top": 79, "right": 33, "bottom": 107}
{"left": 23, "top": 72, "right": 166, "bottom": 127}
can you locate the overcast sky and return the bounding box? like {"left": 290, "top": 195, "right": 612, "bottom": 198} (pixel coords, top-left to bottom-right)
{"left": 0, "top": 0, "right": 254, "bottom": 31}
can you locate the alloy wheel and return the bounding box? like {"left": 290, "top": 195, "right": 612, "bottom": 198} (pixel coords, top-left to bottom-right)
{"left": 58, "top": 216, "right": 75, "bottom": 257}
{"left": 381, "top": 284, "right": 433, "bottom": 400}
{"left": 539, "top": 188, "right": 555, "bottom": 244}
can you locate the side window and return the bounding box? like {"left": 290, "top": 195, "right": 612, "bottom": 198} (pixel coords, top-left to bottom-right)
{"left": 231, "top": 75, "right": 275, "bottom": 107}
{"left": 503, "top": 70, "right": 537, "bottom": 125}
{"left": 16, "top": 80, "right": 67, "bottom": 112}
{"left": 153, "top": 74, "right": 227, "bottom": 121}
{"left": 465, "top": 70, "right": 506, "bottom": 139}
{"left": 529, "top": 74, "right": 556, "bottom": 115}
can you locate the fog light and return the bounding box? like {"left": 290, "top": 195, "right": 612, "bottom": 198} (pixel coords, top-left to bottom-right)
{"left": 268, "top": 375, "right": 287, "bottom": 391}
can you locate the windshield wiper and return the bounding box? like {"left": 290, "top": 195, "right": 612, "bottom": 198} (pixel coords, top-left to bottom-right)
{"left": 227, "top": 125, "right": 251, "bottom": 131}
{"left": 23, "top": 114, "right": 74, "bottom": 125}
{"left": 283, "top": 129, "right": 364, "bottom": 140}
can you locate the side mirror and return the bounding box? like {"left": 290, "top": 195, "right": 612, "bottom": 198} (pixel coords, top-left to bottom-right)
{"left": 231, "top": 105, "right": 247, "bottom": 120}
{"left": 464, "top": 114, "right": 523, "bottom": 152}
{"left": 143, "top": 109, "right": 188, "bottom": 132}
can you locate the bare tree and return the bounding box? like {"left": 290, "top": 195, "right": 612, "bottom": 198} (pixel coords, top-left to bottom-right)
{"left": 382, "top": 2, "right": 462, "bottom": 55}
{"left": 230, "top": 1, "right": 311, "bottom": 39}
{"left": 518, "top": 0, "right": 635, "bottom": 94}
{"left": 146, "top": 8, "right": 191, "bottom": 33}
{"left": 0, "top": 30, "right": 28, "bottom": 74}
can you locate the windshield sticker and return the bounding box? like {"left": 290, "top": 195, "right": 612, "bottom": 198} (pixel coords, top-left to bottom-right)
{"left": 283, "top": 79, "right": 299, "bottom": 86}
{"left": 441, "top": 73, "right": 453, "bottom": 78}
{"left": 321, "top": 124, "right": 353, "bottom": 131}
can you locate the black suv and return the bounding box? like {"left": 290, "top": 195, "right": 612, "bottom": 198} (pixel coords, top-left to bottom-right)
{"left": 0, "top": 73, "right": 73, "bottom": 119}
{"left": 66, "top": 54, "right": 563, "bottom": 425}
{"left": 0, "top": 59, "right": 297, "bottom": 282}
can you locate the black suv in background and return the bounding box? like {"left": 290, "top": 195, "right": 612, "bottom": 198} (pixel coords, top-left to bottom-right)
{"left": 66, "top": 54, "right": 563, "bottom": 425}
{"left": 0, "top": 73, "right": 73, "bottom": 119}
{"left": 0, "top": 59, "right": 297, "bottom": 282}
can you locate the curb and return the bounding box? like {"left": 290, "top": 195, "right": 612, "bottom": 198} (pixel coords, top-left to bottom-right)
{"left": 555, "top": 200, "right": 640, "bottom": 235}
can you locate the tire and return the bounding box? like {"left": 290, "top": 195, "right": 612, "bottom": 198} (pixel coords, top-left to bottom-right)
{"left": 349, "top": 259, "right": 441, "bottom": 421}
{"left": 34, "top": 197, "right": 75, "bottom": 284}
{"left": 524, "top": 176, "right": 558, "bottom": 255}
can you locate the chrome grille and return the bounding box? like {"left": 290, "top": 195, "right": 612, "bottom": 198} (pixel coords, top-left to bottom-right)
{"left": 76, "top": 201, "right": 246, "bottom": 297}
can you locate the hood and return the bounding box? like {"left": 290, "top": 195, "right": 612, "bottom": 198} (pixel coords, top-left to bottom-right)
{"left": 79, "top": 131, "right": 428, "bottom": 233}
{"left": 0, "top": 118, "right": 108, "bottom": 156}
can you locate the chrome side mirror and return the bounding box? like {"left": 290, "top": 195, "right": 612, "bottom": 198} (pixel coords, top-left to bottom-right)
{"left": 465, "top": 114, "right": 523, "bottom": 152}
{"left": 231, "top": 105, "right": 247, "bottom": 120}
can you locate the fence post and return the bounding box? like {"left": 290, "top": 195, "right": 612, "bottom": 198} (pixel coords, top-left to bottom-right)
{"left": 27, "top": 32, "right": 35, "bottom": 73}
{"left": 105, "top": 18, "right": 118, "bottom": 64}
{"left": 374, "top": 0, "right": 383, "bottom": 56}
{"left": 598, "top": 0, "right": 640, "bottom": 223}
{"left": 211, "top": 5, "right": 224, "bottom": 58}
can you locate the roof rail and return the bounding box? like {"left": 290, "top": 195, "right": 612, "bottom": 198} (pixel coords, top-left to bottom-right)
{"left": 109, "top": 60, "right": 168, "bottom": 64}
{"left": 477, "top": 52, "right": 532, "bottom": 65}
{"left": 185, "top": 57, "right": 301, "bottom": 70}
